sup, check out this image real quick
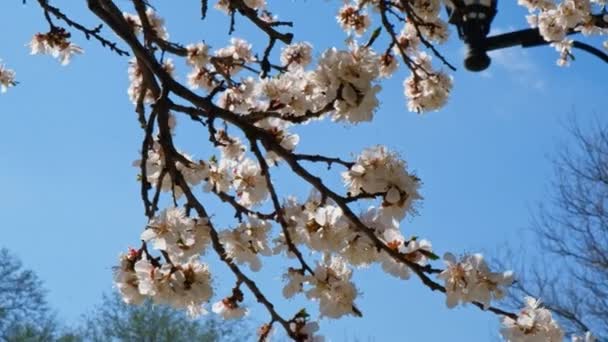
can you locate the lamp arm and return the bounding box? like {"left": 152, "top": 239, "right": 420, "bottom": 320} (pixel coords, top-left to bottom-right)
{"left": 571, "top": 40, "right": 608, "bottom": 64}
{"left": 484, "top": 28, "right": 545, "bottom": 51}
{"left": 484, "top": 28, "right": 608, "bottom": 64}
{"left": 485, "top": 13, "right": 608, "bottom": 51}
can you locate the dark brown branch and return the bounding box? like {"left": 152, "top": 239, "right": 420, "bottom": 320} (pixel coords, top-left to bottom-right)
{"left": 231, "top": 0, "right": 293, "bottom": 44}
{"left": 294, "top": 153, "right": 354, "bottom": 169}
{"left": 36, "top": 0, "right": 129, "bottom": 56}
{"left": 247, "top": 137, "right": 315, "bottom": 276}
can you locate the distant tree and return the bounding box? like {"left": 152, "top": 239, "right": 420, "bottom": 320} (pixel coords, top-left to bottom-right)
{"left": 77, "top": 292, "right": 250, "bottom": 342}
{"left": 501, "top": 120, "right": 608, "bottom": 340}
{"left": 0, "top": 248, "right": 62, "bottom": 341}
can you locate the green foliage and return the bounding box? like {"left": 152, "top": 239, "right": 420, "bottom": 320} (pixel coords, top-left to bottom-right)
{"left": 0, "top": 248, "right": 250, "bottom": 342}
{"left": 77, "top": 293, "right": 251, "bottom": 342}
{"left": 0, "top": 248, "right": 61, "bottom": 342}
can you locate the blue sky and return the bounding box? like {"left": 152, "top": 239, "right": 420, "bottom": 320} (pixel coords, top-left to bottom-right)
{"left": 0, "top": 1, "right": 606, "bottom": 341}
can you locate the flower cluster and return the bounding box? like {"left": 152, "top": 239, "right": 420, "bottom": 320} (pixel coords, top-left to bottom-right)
{"left": 0, "top": 62, "right": 16, "bottom": 93}
{"left": 212, "top": 287, "right": 249, "bottom": 319}
{"left": 343, "top": 145, "right": 421, "bottom": 224}
{"left": 305, "top": 256, "right": 359, "bottom": 318}
{"left": 114, "top": 207, "right": 213, "bottom": 317}
{"left": 114, "top": 249, "right": 213, "bottom": 318}
{"left": 140, "top": 207, "right": 210, "bottom": 262}
{"left": 500, "top": 297, "right": 564, "bottom": 342}
{"left": 123, "top": 9, "right": 169, "bottom": 40}
{"left": 289, "top": 313, "right": 325, "bottom": 342}
{"left": 520, "top": 0, "right": 608, "bottom": 65}
{"left": 188, "top": 40, "right": 386, "bottom": 122}
{"left": 281, "top": 42, "right": 313, "bottom": 69}
{"left": 404, "top": 53, "right": 453, "bottom": 113}
{"left": 334, "top": 0, "right": 452, "bottom": 112}
{"left": 29, "top": 28, "right": 82, "bottom": 65}
{"left": 337, "top": 4, "right": 371, "bottom": 36}
{"left": 127, "top": 57, "right": 175, "bottom": 104}
{"left": 438, "top": 253, "right": 514, "bottom": 309}
{"left": 219, "top": 215, "right": 272, "bottom": 271}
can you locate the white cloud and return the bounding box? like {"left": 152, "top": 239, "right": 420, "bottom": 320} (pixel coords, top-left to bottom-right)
{"left": 485, "top": 27, "right": 545, "bottom": 90}
{"left": 489, "top": 48, "right": 537, "bottom": 73}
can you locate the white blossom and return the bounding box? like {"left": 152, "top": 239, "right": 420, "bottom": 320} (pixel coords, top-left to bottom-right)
{"left": 337, "top": 5, "right": 371, "bottom": 36}
{"left": 204, "top": 158, "right": 233, "bottom": 194}
{"left": 186, "top": 42, "right": 210, "bottom": 67}
{"left": 212, "top": 299, "right": 249, "bottom": 319}
{"left": 552, "top": 39, "right": 574, "bottom": 66}
{"left": 501, "top": 297, "right": 564, "bottom": 342}
{"left": 215, "top": 130, "right": 246, "bottom": 161}
{"left": 218, "top": 77, "right": 259, "bottom": 114}
{"left": 255, "top": 117, "right": 300, "bottom": 163}
{"left": 379, "top": 52, "right": 398, "bottom": 78}
{"left": 133, "top": 255, "right": 213, "bottom": 317}
{"left": 145, "top": 9, "right": 169, "bottom": 40}
{"left": 290, "top": 320, "right": 325, "bottom": 342}
{"left": 281, "top": 42, "right": 313, "bottom": 69}
{"left": 214, "top": 38, "right": 255, "bottom": 75}
{"left": 404, "top": 53, "right": 452, "bottom": 113}
{"left": 342, "top": 145, "right": 421, "bottom": 224}
{"left": 0, "top": 62, "right": 16, "bottom": 93}
{"left": 283, "top": 268, "right": 307, "bottom": 299}
{"left": 438, "top": 253, "right": 514, "bottom": 309}
{"left": 259, "top": 69, "right": 318, "bottom": 116}
{"left": 141, "top": 207, "right": 192, "bottom": 251}
{"left": 306, "top": 256, "right": 358, "bottom": 318}
{"left": 233, "top": 158, "right": 269, "bottom": 207}
{"left": 113, "top": 249, "right": 145, "bottom": 305}
{"left": 29, "top": 31, "right": 83, "bottom": 65}
{"left": 187, "top": 66, "right": 218, "bottom": 91}
{"left": 219, "top": 215, "right": 272, "bottom": 271}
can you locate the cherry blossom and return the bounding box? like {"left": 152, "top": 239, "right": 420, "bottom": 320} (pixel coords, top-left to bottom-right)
{"left": 29, "top": 29, "right": 83, "bottom": 65}
{"left": 290, "top": 317, "right": 325, "bottom": 342}
{"left": 438, "top": 253, "right": 514, "bottom": 309}
{"left": 404, "top": 53, "right": 453, "bottom": 113}
{"left": 306, "top": 256, "right": 359, "bottom": 318}
{"left": 219, "top": 215, "right": 272, "bottom": 271}
{"left": 520, "top": 0, "right": 608, "bottom": 65}
{"left": 337, "top": 4, "right": 371, "bottom": 36}
{"left": 113, "top": 249, "right": 145, "bottom": 305}
{"left": 233, "top": 158, "right": 269, "bottom": 206}
{"left": 500, "top": 297, "right": 564, "bottom": 342}
{"left": 342, "top": 145, "right": 421, "bottom": 224}
{"left": 281, "top": 42, "right": 313, "bottom": 69}
{"left": 186, "top": 42, "right": 210, "bottom": 67}
{"left": 282, "top": 268, "right": 307, "bottom": 299}
{"left": 132, "top": 255, "right": 213, "bottom": 317}
{"left": 212, "top": 298, "right": 249, "bottom": 319}
{"left": 0, "top": 62, "right": 16, "bottom": 93}
{"left": 141, "top": 207, "right": 192, "bottom": 251}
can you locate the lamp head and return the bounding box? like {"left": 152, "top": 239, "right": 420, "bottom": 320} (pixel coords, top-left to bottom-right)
{"left": 446, "top": 0, "right": 498, "bottom": 71}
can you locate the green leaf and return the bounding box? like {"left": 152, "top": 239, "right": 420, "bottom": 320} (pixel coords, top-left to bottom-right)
{"left": 365, "top": 27, "right": 382, "bottom": 48}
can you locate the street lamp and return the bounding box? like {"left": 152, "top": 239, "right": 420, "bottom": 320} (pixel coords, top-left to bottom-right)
{"left": 446, "top": 0, "right": 497, "bottom": 71}
{"left": 445, "top": 0, "right": 608, "bottom": 72}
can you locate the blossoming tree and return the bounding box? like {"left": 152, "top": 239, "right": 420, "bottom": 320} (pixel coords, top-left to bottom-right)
{"left": 1, "top": 0, "right": 607, "bottom": 341}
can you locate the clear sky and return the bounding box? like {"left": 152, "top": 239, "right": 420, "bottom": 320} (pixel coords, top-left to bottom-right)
{"left": 1, "top": 1, "right": 606, "bottom": 341}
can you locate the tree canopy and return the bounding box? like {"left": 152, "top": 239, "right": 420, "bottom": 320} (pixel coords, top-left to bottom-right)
{"left": 1, "top": 0, "right": 607, "bottom": 341}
